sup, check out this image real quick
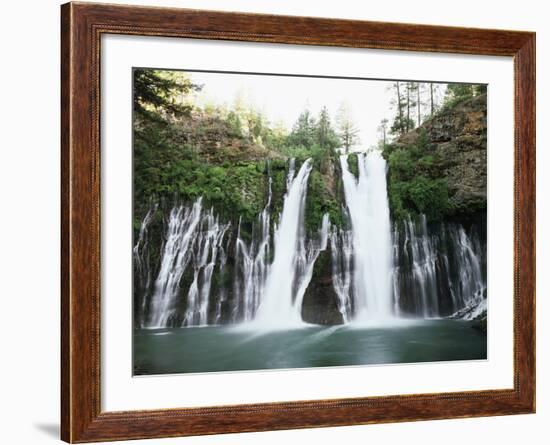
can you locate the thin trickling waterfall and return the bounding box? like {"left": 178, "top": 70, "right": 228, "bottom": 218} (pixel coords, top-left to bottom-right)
{"left": 407, "top": 216, "right": 439, "bottom": 317}
{"left": 340, "top": 151, "right": 394, "bottom": 322}
{"left": 293, "top": 213, "right": 330, "bottom": 316}
{"left": 213, "top": 235, "right": 230, "bottom": 324}
{"left": 329, "top": 226, "right": 353, "bottom": 322}
{"left": 233, "top": 178, "right": 272, "bottom": 322}
{"left": 253, "top": 159, "right": 314, "bottom": 328}
{"left": 133, "top": 204, "right": 157, "bottom": 328}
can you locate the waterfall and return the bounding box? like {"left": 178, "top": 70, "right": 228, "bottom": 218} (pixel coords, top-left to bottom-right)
{"left": 143, "top": 198, "right": 231, "bottom": 327}
{"left": 407, "top": 216, "right": 439, "bottom": 317}
{"left": 213, "top": 235, "right": 230, "bottom": 324}
{"left": 329, "top": 226, "right": 353, "bottom": 322}
{"left": 233, "top": 178, "right": 272, "bottom": 322}
{"left": 293, "top": 213, "right": 330, "bottom": 315}
{"left": 392, "top": 215, "right": 485, "bottom": 318}
{"left": 147, "top": 200, "right": 203, "bottom": 327}
{"left": 340, "top": 151, "right": 394, "bottom": 322}
{"left": 253, "top": 159, "right": 313, "bottom": 328}
{"left": 182, "top": 210, "right": 230, "bottom": 326}
{"left": 450, "top": 225, "right": 484, "bottom": 305}
{"left": 133, "top": 204, "right": 157, "bottom": 328}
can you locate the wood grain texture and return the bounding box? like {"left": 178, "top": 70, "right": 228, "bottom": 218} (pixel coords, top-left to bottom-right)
{"left": 60, "top": 2, "right": 536, "bottom": 442}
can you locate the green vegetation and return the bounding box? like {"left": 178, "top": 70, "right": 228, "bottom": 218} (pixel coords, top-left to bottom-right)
{"left": 134, "top": 68, "right": 202, "bottom": 119}
{"left": 383, "top": 129, "right": 450, "bottom": 221}
{"left": 346, "top": 153, "right": 359, "bottom": 179}
{"left": 304, "top": 162, "right": 344, "bottom": 233}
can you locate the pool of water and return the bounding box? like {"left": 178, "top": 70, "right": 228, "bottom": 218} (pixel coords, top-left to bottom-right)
{"left": 133, "top": 319, "right": 486, "bottom": 375}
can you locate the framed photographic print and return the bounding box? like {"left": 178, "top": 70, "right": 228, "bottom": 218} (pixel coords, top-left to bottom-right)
{"left": 61, "top": 2, "right": 535, "bottom": 442}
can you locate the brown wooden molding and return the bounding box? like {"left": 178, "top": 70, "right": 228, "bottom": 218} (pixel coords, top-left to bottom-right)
{"left": 61, "top": 2, "right": 535, "bottom": 442}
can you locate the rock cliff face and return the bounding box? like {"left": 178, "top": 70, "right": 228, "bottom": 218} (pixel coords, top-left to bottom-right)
{"left": 392, "top": 94, "right": 487, "bottom": 217}
{"left": 174, "top": 110, "right": 284, "bottom": 164}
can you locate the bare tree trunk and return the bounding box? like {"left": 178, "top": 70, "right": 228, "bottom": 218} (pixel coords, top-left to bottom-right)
{"left": 430, "top": 83, "right": 434, "bottom": 116}
{"left": 406, "top": 83, "right": 410, "bottom": 132}
{"left": 396, "top": 82, "right": 403, "bottom": 134}
{"left": 417, "top": 83, "right": 421, "bottom": 126}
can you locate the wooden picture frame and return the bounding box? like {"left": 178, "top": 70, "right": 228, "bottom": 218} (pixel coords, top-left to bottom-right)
{"left": 61, "top": 2, "right": 535, "bottom": 442}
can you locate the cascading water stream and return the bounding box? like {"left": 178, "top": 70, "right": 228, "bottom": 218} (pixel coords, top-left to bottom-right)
{"left": 147, "top": 200, "right": 203, "bottom": 327}
{"left": 340, "top": 151, "right": 394, "bottom": 322}
{"left": 392, "top": 215, "right": 486, "bottom": 318}
{"left": 253, "top": 159, "right": 314, "bottom": 328}
{"left": 293, "top": 214, "right": 330, "bottom": 315}
{"left": 182, "top": 211, "right": 230, "bottom": 326}
{"left": 233, "top": 177, "right": 272, "bottom": 322}
{"left": 329, "top": 226, "right": 354, "bottom": 322}
{"left": 133, "top": 204, "right": 157, "bottom": 328}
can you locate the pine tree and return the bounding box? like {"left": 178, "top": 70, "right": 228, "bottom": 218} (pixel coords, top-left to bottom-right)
{"left": 416, "top": 83, "right": 422, "bottom": 126}
{"left": 405, "top": 82, "right": 418, "bottom": 131}
{"left": 443, "top": 83, "right": 475, "bottom": 108}
{"left": 336, "top": 103, "right": 360, "bottom": 154}
{"left": 133, "top": 68, "right": 201, "bottom": 118}
{"left": 430, "top": 83, "right": 435, "bottom": 116}
{"left": 316, "top": 106, "right": 340, "bottom": 152}
{"left": 378, "top": 118, "right": 389, "bottom": 146}
{"left": 390, "top": 81, "right": 414, "bottom": 136}
{"left": 289, "top": 108, "right": 316, "bottom": 148}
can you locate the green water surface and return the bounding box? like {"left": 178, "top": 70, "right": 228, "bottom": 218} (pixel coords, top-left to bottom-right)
{"left": 133, "top": 319, "right": 486, "bottom": 375}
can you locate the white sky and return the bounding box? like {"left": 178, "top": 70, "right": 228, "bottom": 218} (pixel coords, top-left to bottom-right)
{"left": 184, "top": 70, "right": 445, "bottom": 149}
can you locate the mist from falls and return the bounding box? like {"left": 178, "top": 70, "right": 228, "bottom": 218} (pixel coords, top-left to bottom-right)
{"left": 136, "top": 153, "right": 486, "bottom": 330}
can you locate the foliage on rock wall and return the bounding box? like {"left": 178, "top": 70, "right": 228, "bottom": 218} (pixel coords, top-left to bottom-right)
{"left": 384, "top": 130, "right": 450, "bottom": 221}
{"left": 383, "top": 94, "right": 487, "bottom": 222}
{"left": 305, "top": 162, "right": 343, "bottom": 232}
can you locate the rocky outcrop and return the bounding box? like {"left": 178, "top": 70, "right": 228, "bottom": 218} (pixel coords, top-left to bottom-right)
{"left": 173, "top": 111, "right": 284, "bottom": 163}
{"left": 393, "top": 94, "right": 487, "bottom": 217}
{"left": 301, "top": 250, "right": 345, "bottom": 325}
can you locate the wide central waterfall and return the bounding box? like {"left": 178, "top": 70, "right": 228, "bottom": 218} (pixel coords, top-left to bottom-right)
{"left": 135, "top": 153, "right": 486, "bottom": 330}
{"left": 340, "top": 152, "right": 394, "bottom": 322}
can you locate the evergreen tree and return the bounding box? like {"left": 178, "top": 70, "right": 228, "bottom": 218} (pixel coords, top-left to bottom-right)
{"left": 316, "top": 106, "right": 340, "bottom": 152}
{"left": 133, "top": 68, "right": 201, "bottom": 118}
{"left": 405, "top": 82, "right": 418, "bottom": 132}
{"left": 390, "top": 81, "right": 414, "bottom": 136}
{"left": 336, "top": 102, "right": 360, "bottom": 153}
{"left": 378, "top": 118, "right": 389, "bottom": 146}
{"left": 430, "top": 83, "right": 435, "bottom": 116}
{"left": 443, "top": 83, "right": 475, "bottom": 108}
{"left": 288, "top": 108, "right": 316, "bottom": 148}
{"left": 473, "top": 84, "right": 488, "bottom": 95}
{"left": 416, "top": 82, "right": 424, "bottom": 126}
